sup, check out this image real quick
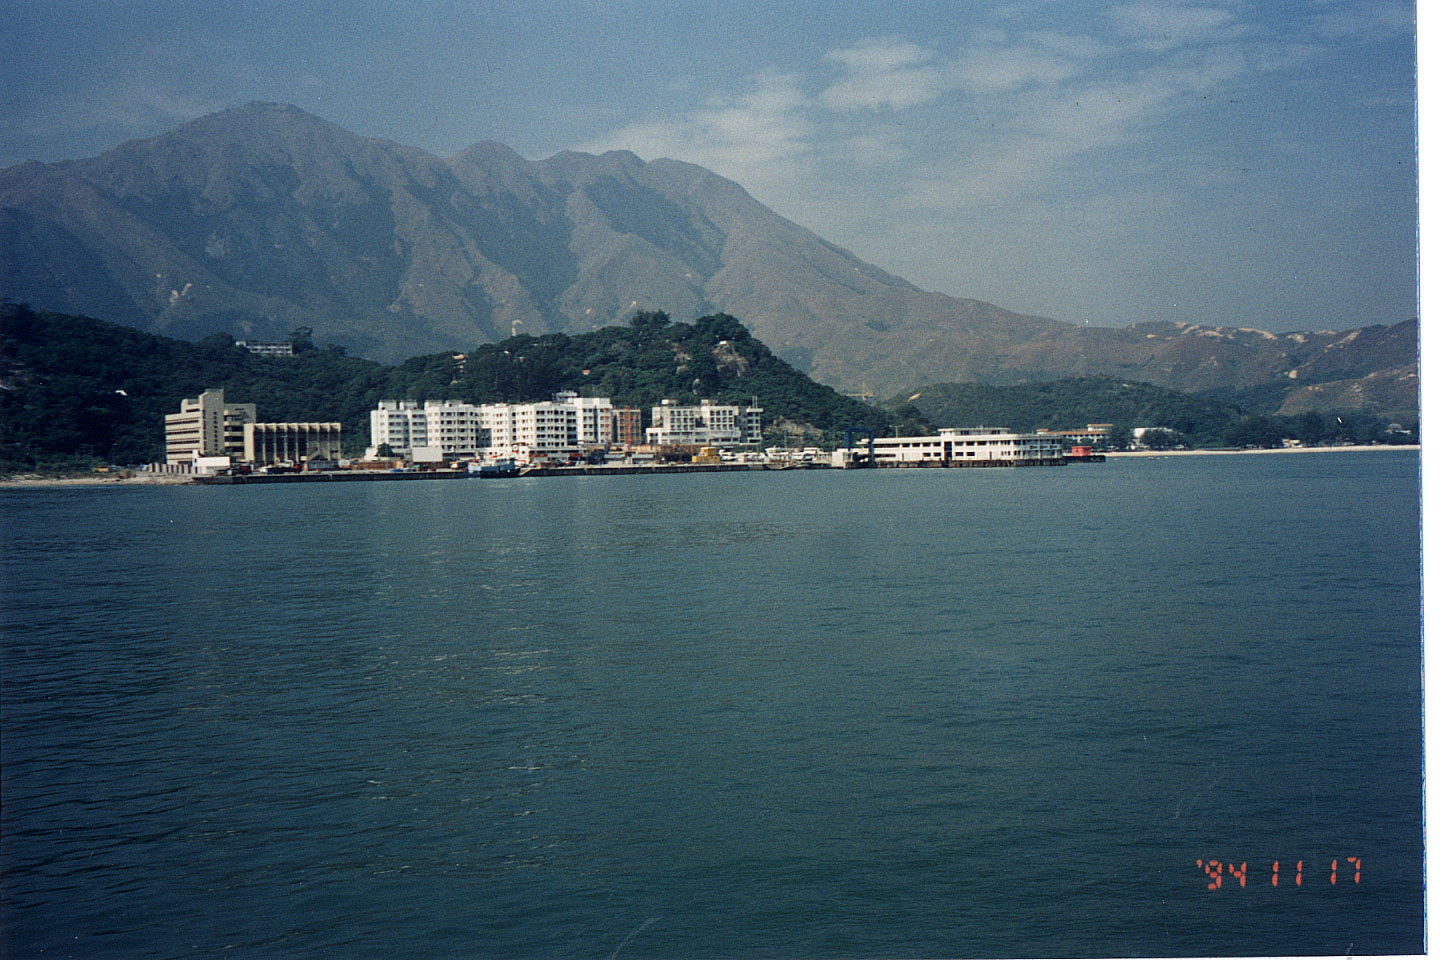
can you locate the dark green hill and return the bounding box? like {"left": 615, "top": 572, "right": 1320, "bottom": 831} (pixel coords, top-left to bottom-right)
{"left": 0, "top": 303, "right": 395, "bottom": 469}
{"left": 396, "top": 311, "right": 912, "bottom": 438}
{"left": 0, "top": 303, "right": 914, "bottom": 471}
{"left": 890, "top": 377, "right": 1415, "bottom": 448}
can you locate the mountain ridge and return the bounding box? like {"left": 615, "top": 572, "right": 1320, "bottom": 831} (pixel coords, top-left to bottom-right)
{"left": 0, "top": 102, "right": 1415, "bottom": 407}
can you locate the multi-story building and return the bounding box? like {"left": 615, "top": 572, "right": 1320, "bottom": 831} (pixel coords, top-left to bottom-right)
{"left": 165, "top": 389, "right": 257, "bottom": 464}
{"left": 555, "top": 391, "right": 616, "bottom": 448}
{"left": 1034, "top": 424, "right": 1115, "bottom": 448}
{"left": 368, "top": 393, "right": 621, "bottom": 463}
{"left": 869, "top": 427, "right": 1064, "bottom": 465}
{"left": 368, "top": 400, "right": 485, "bottom": 458}
{"left": 243, "top": 422, "right": 343, "bottom": 465}
{"left": 645, "top": 399, "right": 763, "bottom": 446}
{"left": 613, "top": 407, "right": 643, "bottom": 447}
{"left": 166, "top": 389, "right": 340, "bottom": 467}
{"left": 369, "top": 401, "right": 430, "bottom": 455}
{"left": 479, "top": 399, "right": 578, "bottom": 462}
{"left": 423, "top": 401, "right": 486, "bottom": 458}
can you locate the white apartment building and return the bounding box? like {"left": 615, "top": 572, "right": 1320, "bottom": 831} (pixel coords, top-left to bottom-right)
{"left": 869, "top": 427, "right": 1064, "bottom": 465}
{"left": 425, "top": 401, "right": 485, "bottom": 457}
{"left": 556, "top": 391, "right": 616, "bottom": 448}
{"left": 369, "top": 393, "right": 618, "bottom": 463}
{"left": 369, "top": 401, "right": 431, "bottom": 455}
{"left": 369, "top": 400, "right": 485, "bottom": 459}
{"left": 478, "top": 400, "right": 578, "bottom": 462}
{"left": 645, "top": 399, "right": 763, "bottom": 446}
{"left": 165, "top": 389, "right": 257, "bottom": 464}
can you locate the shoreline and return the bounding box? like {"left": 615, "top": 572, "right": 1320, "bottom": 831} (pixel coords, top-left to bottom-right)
{"left": 0, "top": 444, "right": 1420, "bottom": 488}
{"left": 0, "top": 474, "right": 197, "bottom": 488}
{"left": 1106, "top": 444, "right": 1419, "bottom": 458}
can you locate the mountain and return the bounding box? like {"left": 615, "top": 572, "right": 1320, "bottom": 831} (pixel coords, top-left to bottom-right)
{"left": 0, "top": 102, "right": 1416, "bottom": 407}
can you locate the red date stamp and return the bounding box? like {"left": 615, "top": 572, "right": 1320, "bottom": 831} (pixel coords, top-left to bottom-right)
{"left": 1196, "top": 858, "right": 1361, "bottom": 889}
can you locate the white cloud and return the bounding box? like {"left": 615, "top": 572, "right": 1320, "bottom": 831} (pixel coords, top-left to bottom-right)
{"left": 955, "top": 44, "right": 1082, "bottom": 94}
{"left": 577, "top": 72, "right": 816, "bottom": 200}
{"left": 819, "top": 38, "right": 949, "bottom": 110}
{"left": 839, "top": 131, "right": 907, "bottom": 168}
{"left": 1312, "top": 0, "right": 1412, "bottom": 41}
{"left": 1107, "top": 2, "right": 1242, "bottom": 52}
{"left": 1025, "top": 31, "right": 1114, "bottom": 60}
{"left": 570, "top": 6, "right": 1395, "bottom": 328}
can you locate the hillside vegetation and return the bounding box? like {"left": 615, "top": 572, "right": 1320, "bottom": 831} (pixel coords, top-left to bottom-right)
{"left": 0, "top": 303, "right": 915, "bottom": 471}
{"left": 891, "top": 377, "right": 1417, "bottom": 449}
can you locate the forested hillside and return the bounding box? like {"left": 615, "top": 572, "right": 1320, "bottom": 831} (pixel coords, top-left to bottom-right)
{"left": 0, "top": 304, "right": 911, "bottom": 471}
{"left": 398, "top": 311, "right": 908, "bottom": 438}
{"left": 891, "top": 377, "right": 1417, "bottom": 449}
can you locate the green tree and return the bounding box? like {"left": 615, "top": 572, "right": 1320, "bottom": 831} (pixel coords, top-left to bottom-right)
{"left": 1295, "top": 411, "right": 1329, "bottom": 446}
{"left": 288, "top": 326, "right": 316, "bottom": 354}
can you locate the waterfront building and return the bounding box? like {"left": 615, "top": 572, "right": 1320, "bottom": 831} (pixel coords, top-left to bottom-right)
{"left": 555, "top": 391, "right": 616, "bottom": 448}
{"left": 369, "top": 393, "right": 624, "bottom": 463}
{"left": 165, "top": 389, "right": 257, "bottom": 464}
{"left": 479, "top": 399, "right": 578, "bottom": 462}
{"left": 614, "top": 407, "right": 643, "bottom": 447}
{"left": 370, "top": 401, "right": 430, "bottom": 455}
{"left": 869, "top": 427, "right": 1064, "bottom": 465}
{"left": 369, "top": 400, "right": 484, "bottom": 458}
{"left": 243, "top": 422, "right": 342, "bottom": 465}
{"left": 166, "top": 389, "right": 341, "bottom": 467}
{"left": 424, "top": 401, "right": 486, "bottom": 457}
{"left": 1035, "top": 424, "right": 1115, "bottom": 447}
{"left": 370, "top": 401, "right": 422, "bottom": 454}
{"left": 645, "top": 399, "right": 763, "bottom": 447}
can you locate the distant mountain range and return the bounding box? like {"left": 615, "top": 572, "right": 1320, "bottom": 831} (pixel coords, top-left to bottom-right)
{"left": 0, "top": 102, "right": 1416, "bottom": 409}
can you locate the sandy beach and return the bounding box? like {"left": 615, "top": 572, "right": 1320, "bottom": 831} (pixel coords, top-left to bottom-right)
{"left": 0, "top": 474, "right": 196, "bottom": 488}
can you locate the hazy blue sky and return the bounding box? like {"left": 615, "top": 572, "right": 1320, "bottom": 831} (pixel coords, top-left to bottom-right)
{"left": 2, "top": 0, "right": 1417, "bottom": 332}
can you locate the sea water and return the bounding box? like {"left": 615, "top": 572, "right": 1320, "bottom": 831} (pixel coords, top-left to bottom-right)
{"left": 0, "top": 452, "right": 1421, "bottom": 958}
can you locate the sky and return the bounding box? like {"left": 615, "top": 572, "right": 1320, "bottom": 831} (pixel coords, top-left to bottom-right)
{"left": 1, "top": 0, "right": 1419, "bottom": 333}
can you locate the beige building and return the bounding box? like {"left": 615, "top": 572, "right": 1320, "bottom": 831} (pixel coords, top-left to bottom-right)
{"left": 243, "top": 422, "right": 342, "bottom": 465}
{"left": 166, "top": 389, "right": 340, "bottom": 466}
{"left": 165, "top": 389, "right": 256, "bottom": 464}
{"left": 645, "top": 399, "right": 763, "bottom": 446}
